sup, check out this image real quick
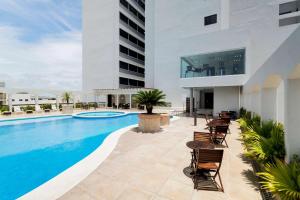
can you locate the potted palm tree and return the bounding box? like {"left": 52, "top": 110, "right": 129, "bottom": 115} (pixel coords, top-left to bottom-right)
{"left": 134, "top": 89, "right": 167, "bottom": 133}
{"left": 61, "top": 92, "right": 73, "bottom": 114}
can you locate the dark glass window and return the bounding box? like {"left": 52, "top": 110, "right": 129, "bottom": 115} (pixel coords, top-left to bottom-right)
{"left": 129, "top": 35, "right": 137, "bottom": 44}
{"left": 120, "top": 29, "right": 128, "bottom": 38}
{"left": 138, "top": 68, "right": 144, "bottom": 74}
{"left": 119, "top": 77, "right": 128, "bottom": 85}
{"left": 120, "top": 0, "right": 128, "bottom": 8}
{"left": 138, "top": 14, "right": 145, "bottom": 22}
{"left": 119, "top": 61, "right": 128, "bottom": 70}
{"left": 120, "top": 13, "right": 128, "bottom": 23}
{"left": 120, "top": 45, "right": 144, "bottom": 62}
{"left": 279, "top": 1, "right": 300, "bottom": 15}
{"left": 204, "top": 14, "right": 217, "bottom": 26}
{"left": 129, "top": 64, "right": 138, "bottom": 72}
{"left": 120, "top": 45, "right": 128, "bottom": 54}
{"left": 129, "top": 79, "right": 138, "bottom": 86}
{"left": 119, "top": 12, "right": 145, "bottom": 36}
{"left": 138, "top": 81, "right": 145, "bottom": 87}
{"left": 138, "top": 27, "right": 144, "bottom": 35}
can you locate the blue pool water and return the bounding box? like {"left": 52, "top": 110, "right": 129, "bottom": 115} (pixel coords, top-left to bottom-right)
{"left": 0, "top": 113, "right": 138, "bottom": 200}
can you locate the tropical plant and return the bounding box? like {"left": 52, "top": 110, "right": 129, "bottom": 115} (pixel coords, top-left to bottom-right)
{"left": 62, "top": 92, "right": 72, "bottom": 104}
{"left": 244, "top": 122, "right": 285, "bottom": 164}
{"left": 40, "top": 104, "right": 51, "bottom": 110}
{"left": 21, "top": 105, "right": 35, "bottom": 112}
{"left": 258, "top": 159, "right": 300, "bottom": 200}
{"left": 134, "top": 89, "right": 167, "bottom": 114}
{"left": 239, "top": 107, "right": 247, "bottom": 118}
{"left": 0, "top": 105, "right": 9, "bottom": 112}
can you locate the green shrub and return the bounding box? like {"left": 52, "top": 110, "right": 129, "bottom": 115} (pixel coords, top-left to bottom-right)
{"left": 243, "top": 122, "right": 285, "bottom": 164}
{"left": 0, "top": 105, "right": 9, "bottom": 112}
{"left": 258, "top": 159, "right": 300, "bottom": 200}
{"left": 239, "top": 107, "right": 247, "bottom": 118}
{"left": 88, "top": 102, "right": 97, "bottom": 108}
{"left": 75, "top": 103, "right": 83, "bottom": 108}
{"left": 21, "top": 105, "right": 35, "bottom": 112}
{"left": 40, "top": 104, "right": 51, "bottom": 110}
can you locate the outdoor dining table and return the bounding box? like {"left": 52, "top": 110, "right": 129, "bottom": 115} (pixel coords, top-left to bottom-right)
{"left": 186, "top": 140, "right": 215, "bottom": 150}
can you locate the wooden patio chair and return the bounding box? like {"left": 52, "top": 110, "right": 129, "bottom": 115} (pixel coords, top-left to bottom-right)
{"left": 194, "top": 131, "right": 213, "bottom": 144}
{"left": 213, "top": 125, "right": 229, "bottom": 148}
{"left": 190, "top": 132, "right": 215, "bottom": 168}
{"left": 193, "top": 149, "right": 224, "bottom": 192}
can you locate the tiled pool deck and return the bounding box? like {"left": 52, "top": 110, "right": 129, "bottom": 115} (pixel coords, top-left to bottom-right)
{"left": 60, "top": 116, "right": 261, "bottom": 200}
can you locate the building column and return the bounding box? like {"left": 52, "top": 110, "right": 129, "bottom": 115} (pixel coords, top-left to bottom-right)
{"left": 116, "top": 94, "right": 119, "bottom": 109}
{"left": 129, "top": 94, "right": 132, "bottom": 109}
{"left": 35, "top": 95, "right": 38, "bottom": 107}
{"left": 105, "top": 95, "right": 108, "bottom": 109}
{"left": 190, "top": 88, "right": 194, "bottom": 116}
{"left": 8, "top": 93, "right": 12, "bottom": 112}
{"left": 56, "top": 95, "right": 59, "bottom": 109}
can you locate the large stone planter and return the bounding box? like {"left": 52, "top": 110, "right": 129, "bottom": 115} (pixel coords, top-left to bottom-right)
{"left": 160, "top": 113, "right": 170, "bottom": 126}
{"left": 62, "top": 104, "right": 73, "bottom": 114}
{"left": 138, "top": 113, "right": 161, "bottom": 133}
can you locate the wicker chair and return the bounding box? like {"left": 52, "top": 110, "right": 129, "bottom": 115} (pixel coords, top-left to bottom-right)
{"left": 193, "top": 149, "right": 224, "bottom": 192}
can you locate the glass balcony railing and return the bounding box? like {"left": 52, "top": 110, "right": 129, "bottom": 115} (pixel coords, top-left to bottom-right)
{"left": 180, "top": 49, "right": 245, "bottom": 78}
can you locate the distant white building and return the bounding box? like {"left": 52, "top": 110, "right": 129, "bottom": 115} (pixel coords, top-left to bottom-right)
{"left": 10, "top": 92, "right": 57, "bottom": 106}
{"left": 145, "top": 0, "right": 300, "bottom": 158}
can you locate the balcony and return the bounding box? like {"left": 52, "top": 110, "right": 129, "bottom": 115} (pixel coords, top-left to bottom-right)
{"left": 181, "top": 49, "right": 245, "bottom": 78}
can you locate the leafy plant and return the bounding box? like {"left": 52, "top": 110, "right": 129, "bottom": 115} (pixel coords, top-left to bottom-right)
{"left": 0, "top": 105, "right": 9, "bottom": 112}
{"left": 244, "top": 122, "right": 285, "bottom": 164}
{"left": 258, "top": 159, "right": 300, "bottom": 200}
{"left": 62, "top": 92, "right": 72, "bottom": 104}
{"left": 134, "top": 89, "right": 167, "bottom": 114}
{"left": 40, "top": 104, "right": 51, "bottom": 110}
{"left": 239, "top": 107, "right": 247, "bottom": 118}
{"left": 21, "top": 105, "right": 35, "bottom": 112}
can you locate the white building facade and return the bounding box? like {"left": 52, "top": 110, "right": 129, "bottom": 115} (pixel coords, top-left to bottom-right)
{"left": 82, "top": 0, "right": 146, "bottom": 94}
{"left": 0, "top": 82, "right": 6, "bottom": 106}
{"left": 145, "top": 0, "right": 300, "bottom": 158}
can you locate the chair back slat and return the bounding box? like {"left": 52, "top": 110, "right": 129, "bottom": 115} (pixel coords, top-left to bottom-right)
{"left": 196, "top": 149, "right": 224, "bottom": 163}
{"left": 194, "top": 132, "right": 212, "bottom": 143}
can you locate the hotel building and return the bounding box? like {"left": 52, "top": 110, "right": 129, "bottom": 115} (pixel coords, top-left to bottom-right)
{"left": 83, "top": 0, "right": 300, "bottom": 157}
{"left": 145, "top": 0, "right": 300, "bottom": 158}
{"left": 82, "top": 0, "right": 146, "bottom": 92}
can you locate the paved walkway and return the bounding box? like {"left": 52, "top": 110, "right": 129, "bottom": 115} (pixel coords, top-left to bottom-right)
{"left": 60, "top": 117, "right": 261, "bottom": 200}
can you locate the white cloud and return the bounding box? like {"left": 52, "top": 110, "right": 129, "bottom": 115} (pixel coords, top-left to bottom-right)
{"left": 0, "top": 26, "right": 82, "bottom": 91}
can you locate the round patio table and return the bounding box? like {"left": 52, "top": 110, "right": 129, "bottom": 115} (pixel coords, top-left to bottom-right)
{"left": 186, "top": 140, "right": 215, "bottom": 150}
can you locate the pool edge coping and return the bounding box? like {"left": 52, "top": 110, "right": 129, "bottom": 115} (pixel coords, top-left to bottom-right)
{"left": 18, "top": 115, "right": 180, "bottom": 200}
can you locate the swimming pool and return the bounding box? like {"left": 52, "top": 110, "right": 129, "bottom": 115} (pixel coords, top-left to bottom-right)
{"left": 0, "top": 113, "right": 138, "bottom": 200}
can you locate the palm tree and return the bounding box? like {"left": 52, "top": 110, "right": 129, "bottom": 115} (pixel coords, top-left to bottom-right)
{"left": 134, "top": 89, "right": 167, "bottom": 114}
{"left": 62, "top": 92, "right": 72, "bottom": 104}
{"left": 258, "top": 159, "right": 300, "bottom": 200}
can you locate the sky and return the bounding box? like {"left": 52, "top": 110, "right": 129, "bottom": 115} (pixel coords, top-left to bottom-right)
{"left": 0, "top": 0, "right": 82, "bottom": 91}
